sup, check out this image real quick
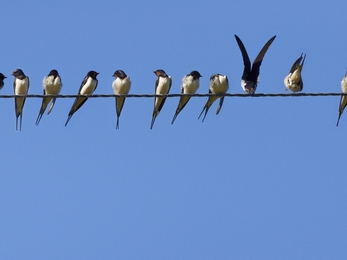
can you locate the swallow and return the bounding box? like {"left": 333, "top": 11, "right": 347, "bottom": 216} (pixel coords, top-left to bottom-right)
{"left": 336, "top": 71, "right": 347, "bottom": 126}
{"left": 171, "top": 70, "right": 202, "bottom": 124}
{"left": 0, "top": 73, "right": 6, "bottom": 90}
{"left": 235, "top": 34, "right": 276, "bottom": 94}
{"left": 12, "top": 69, "right": 30, "bottom": 131}
{"left": 65, "top": 70, "right": 99, "bottom": 126}
{"left": 35, "top": 69, "right": 63, "bottom": 125}
{"left": 112, "top": 70, "right": 131, "bottom": 129}
{"left": 150, "top": 69, "right": 172, "bottom": 129}
{"left": 198, "top": 74, "right": 229, "bottom": 122}
{"left": 284, "top": 54, "right": 306, "bottom": 93}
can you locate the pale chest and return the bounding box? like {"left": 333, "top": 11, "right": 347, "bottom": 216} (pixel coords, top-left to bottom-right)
{"left": 80, "top": 77, "right": 97, "bottom": 94}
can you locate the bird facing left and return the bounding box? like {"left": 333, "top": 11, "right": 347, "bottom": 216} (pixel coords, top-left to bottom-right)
{"left": 150, "top": 69, "right": 172, "bottom": 129}
{"left": 0, "top": 73, "right": 6, "bottom": 90}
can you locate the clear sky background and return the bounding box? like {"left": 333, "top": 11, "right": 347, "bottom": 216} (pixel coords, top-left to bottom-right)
{"left": 1, "top": 0, "right": 346, "bottom": 259}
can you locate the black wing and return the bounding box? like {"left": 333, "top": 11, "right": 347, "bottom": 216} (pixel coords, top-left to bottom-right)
{"left": 251, "top": 35, "right": 276, "bottom": 80}
{"left": 289, "top": 54, "right": 303, "bottom": 73}
{"left": 235, "top": 35, "right": 251, "bottom": 80}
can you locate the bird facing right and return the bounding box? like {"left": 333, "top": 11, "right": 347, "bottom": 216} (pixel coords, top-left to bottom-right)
{"left": 336, "top": 72, "right": 347, "bottom": 126}
{"left": 112, "top": 69, "right": 131, "bottom": 129}
{"left": 171, "top": 70, "right": 202, "bottom": 124}
{"left": 198, "top": 74, "right": 229, "bottom": 122}
{"left": 284, "top": 54, "right": 306, "bottom": 93}
{"left": 65, "top": 70, "right": 99, "bottom": 126}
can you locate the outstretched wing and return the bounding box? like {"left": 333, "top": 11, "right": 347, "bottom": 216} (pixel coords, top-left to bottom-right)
{"left": 251, "top": 35, "right": 276, "bottom": 80}
{"left": 235, "top": 34, "right": 251, "bottom": 80}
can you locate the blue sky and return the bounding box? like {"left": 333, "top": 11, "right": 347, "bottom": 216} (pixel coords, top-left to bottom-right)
{"left": 1, "top": 0, "right": 347, "bottom": 259}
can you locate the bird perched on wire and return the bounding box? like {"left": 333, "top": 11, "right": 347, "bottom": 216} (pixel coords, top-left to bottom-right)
{"left": 65, "top": 70, "right": 99, "bottom": 126}
{"left": 35, "top": 69, "right": 63, "bottom": 125}
{"left": 336, "top": 71, "right": 347, "bottom": 126}
{"left": 150, "top": 69, "right": 172, "bottom": 129}
{"left": 198, "top": 74, "right": 229, "bottom": 122}
{"left": 171, "top": 70, "right": 202, "bottom": 124}
{"left": 235, "top": 34, "right": 276, "bottom": 94}
{"left": 12, "top": 68, "right": 30, "bottom": 131}
{"left": 284, "top": 54, "right": 306, "bottom": 93}
{"left": 112, "top": 69, "right": 131, "bottom": 129}
{"left": 0, "top": 73, "right": 6, "bottom": 90}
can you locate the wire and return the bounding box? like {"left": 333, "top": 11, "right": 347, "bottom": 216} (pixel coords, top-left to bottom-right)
{"left": 0, "top": 92, "right": 345, "bottom": 98}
